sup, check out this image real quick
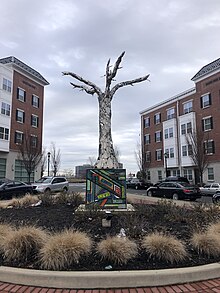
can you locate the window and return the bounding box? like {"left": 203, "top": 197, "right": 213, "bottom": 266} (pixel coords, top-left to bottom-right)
{"left": 172, "top": 169, "right": 180, "bottom": 177}
{"left": 182, "top": 145, "right": 192, "bottom": 156}
{"left": 158, "top": 170, "right": 162, "bottom": 181}
{"left": 17, "top": 88, "right": 26, "bottom": 102}
{"left": 183, "top": 169, "right": 193, "bottom": 181}
{"left": 201, "top": 93, "right": 211, "bottom": 108}
{"left": 164, "top": 127, "right": 173, "bottom": 139}
{"left": 202, "top": 117, "right": 213, "bottom": 131}
{"left": 170, "top": 147, "right": 174, "bottom": 158}
{"left": 155, "top": 131, "right": 162, "bottom": 142}
{"left": 188, "top": 144, "right": 193, "bottom": 156}
{"left": 182, "top": 145, "right": 187, "bottom": 156}
{"left": 183, "top": 101, "right": 193, "bottom": 114}
{"left": 147, "top": 171, "right": 151, "bottom": 181}
{"left": 154, "top": 113, "right": 161, "bottom": 124}
{"left": 144, "top": 117, "right": 150, "bottom": 128}
{"left": 181, "top": 122, "right": 192, "bottom": 135}
{"left": 165, "top": 148, "right": 169, "bottom": 158}
{"left": 146, "top": 151, "right": 151, "bottom": 162}
{"left": 15, "top": 160, "right": 34, "bottom": 182}
{"left": 181, "top": 124, "right": 186, "bottom": 135}
{"left": 144, "top": 134, "right": 150, "bottom": 144}
{"left": 167, "top": 108, "right": 175, "bottom": 120}
{"left": 169, "top": 127, "right": 173, "bottom": 138}
{"left": 204, "top": 140, "right": 215, "bottom": 154}
{"left": 1, "top": 102, "right": 10, "bottom": 116}
{"left": 0, "top": 158, "right": 6, "bottom": 179}
{"left": 15, "top": 131, "right": 23, "bottom": 144}
{"left": 165, "top": 148, "right": 175, "bottom": 159}
{"left": 2, "top": 78, "right": 12, "bottom": 92}
{"left": 16, "top": 109, "right": 25, "bottom": 123}
{"left": 32, "top": 95, "right": 39, "bottom": 108}
{"left": 31, "top": 115, "right": 39, "bottom": 127}
{"left": 156, "top": 149, "right": 162, "bottom": 161}
{"left": 31, "top": 135, "right": 38, "bottom": 147}
{"left": 0, "top": 127, "right": 9, "bottom": 140}
{"left": 207, "top": 168, "right": 214, "bottom": 181}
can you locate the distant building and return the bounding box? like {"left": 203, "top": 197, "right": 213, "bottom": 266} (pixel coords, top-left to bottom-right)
{"left": 140, "top": 57, "right": 220, "bottom": 184}
{"left": 0, "top": 56, "right": 49, "bottom": 181}
{"left": 75, "top": 164, "right": 92, "bottom": 179}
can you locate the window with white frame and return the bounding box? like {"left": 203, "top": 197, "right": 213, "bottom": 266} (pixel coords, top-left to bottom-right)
{"left": 167, "top": 108, "right": 175, "bottom": 120}
{"left": 172, "top": 169, "right": 180, "bottom": 177}
{"left": 201, "top": 93, "right": 211, "bottom": 108}
{"left": 154, "top": 113, "right": 161, "bottom": 124}
{"left": 1, "top": 102, "right": 10, "bottom": 116}
{"left": 147, "top": 170, "right": 151, "bottom": 181}
{"left": 15, "top": 131, "right": 23, "bottom": 144}
{"left": 31, "top": 135, "right": 38, "bottom": 148}
{"left": 0, "top": 127, "right": 9, "bottom": 140}
{"left": 202, "top": 117, "right": 213, "bottom": 131}
{"left": 158, "top": 170, "right": 162, "bottom": 181}
{"left": 144, "top": 117, "right": 150, "bottom": 128}
{"left": 183, "top": 101, "right": 193, "bottom": 114}
{"left": 170, "top": 147, "right": 174, "bottom": 158}
{"left": 169, "top": 127, "right": 173, "bottom": 138}
{"left": 155, "top": 131, "right": 162, "bottom": 142}
{"left": 207, "top": 167, "right": 214, "bottom": 181}
{"left": 17, "top": 88, "right": 26, "bottom": 102}
{"left": 182, "top": 145, "right": 187, "bottom": 156}
{"left": 165, "top": 148, "right": 169, "bottom": 158}
{"left": 181, "top": 122, "right": 192, "bottom": 135}
{"left": 31, "top": 115, "right": 39, "bottom": 127}
{"left": 165, "top": 147, "right": 174, "bottom": 159}
{"left": 146, "top": 151, "right": 151, "bottom": 162}
{"left": 156, "top": 149, "right": 162, "bottom": 161}
{"left": 16, "top": 109, "right": 25, "bottom": 123}
{"left": 32, "top": 95, "right": 39, "bottom": 108}
{"left": 144, "top": 134, "right": 150, "bottom": 144}
{"left": 204, "top": 140, "right": 215, "bottom": 154}
{"left": 2, "top": 78, "right": 12, "bottom": 92}
{"left": 164, "top": 127, "right": 173, "bottom": 139}
{"left": 183, "top": 169, "right": 193, "bottom": 181}
{"left": 182, "top": 145, "right": 192, "bottom": 156}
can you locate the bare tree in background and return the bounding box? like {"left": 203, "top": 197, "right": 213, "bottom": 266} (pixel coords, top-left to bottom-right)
{"left": 135, "top": 141, "right": 150, "bottom": 181}
{"left": 17, "top": 131, "right": 42, "bottom": 183}
{"left": 185, "top": 129, "right": 209, "bottom": 185}
{"left": 88, "top": 156, "right": 96, "bottom": 167}
{"left": 50, "top": 142, "right": 61, "bottom": 176}
{"left": 63, "top": 51, "right": 149, "bottom": 169}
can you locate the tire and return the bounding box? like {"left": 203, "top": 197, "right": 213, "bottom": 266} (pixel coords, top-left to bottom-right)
{"left": 147, "top": 190, "right": 153, "bottom": 197}
{"left": 63, "top": 187, "right": 68, "bottom": 193}
{"left": 44, "top": 188, "right": 51, "bottom": 194}
{"left": 172, "top": 193, "right": 179, "bottom": 200}
{"left": 135, "top": 185, "right": 139, "bottom": 190}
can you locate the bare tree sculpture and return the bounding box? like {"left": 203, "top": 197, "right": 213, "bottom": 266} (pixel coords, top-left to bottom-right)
{"left": 63, "top": 51, "right": 149, "bottom": 169}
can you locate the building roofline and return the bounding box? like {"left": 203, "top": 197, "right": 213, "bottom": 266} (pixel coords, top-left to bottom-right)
{"left": 140, "top": 87, "right": 196, "bottom": 115}
{"left": 191, "top": 57, "right": 220, "bottom": 81}
{"left": 0, "top": 56, "right": 49, "bottom": 86}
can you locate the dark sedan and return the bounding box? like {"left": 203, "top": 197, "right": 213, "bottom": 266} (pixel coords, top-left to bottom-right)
{"left": 146, "top": 181, "right": 201, "bottom": 201}
{"left": 127, "top": 178, "right": 153, "bottom": 190}
{"left": 0, "top": 180, "right": 33, "bottom": 200}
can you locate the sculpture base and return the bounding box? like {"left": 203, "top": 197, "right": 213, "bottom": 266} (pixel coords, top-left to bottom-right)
{"left": 86, "top": 168, "right": 127, "bottom": 209}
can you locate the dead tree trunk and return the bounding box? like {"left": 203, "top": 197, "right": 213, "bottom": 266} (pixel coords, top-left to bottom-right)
{"left": 63, "top": 51, "right": 149, "bottom": 169}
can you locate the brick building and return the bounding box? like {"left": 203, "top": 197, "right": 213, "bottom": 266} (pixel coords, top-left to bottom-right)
{"left": 0, "top": 57, "right": 49, "bottom": 182}
{"left": 140, "top": 58, "right": 220, "bottom": 184}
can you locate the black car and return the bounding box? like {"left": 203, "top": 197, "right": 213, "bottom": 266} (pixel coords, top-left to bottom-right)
{"left": 126, "top": 178, "right": 153, "bottom": 190}
{"left": 154, "top": 176, "right": 190, "bottom": 186}
{"left": 213, "top": 192, "right": 220, "bottom": 204}
{"left": 147, "top": 181, "right": 201, "bottom": 201}
{"left": 0, "top": 180, "right": 33, "bottom": 200}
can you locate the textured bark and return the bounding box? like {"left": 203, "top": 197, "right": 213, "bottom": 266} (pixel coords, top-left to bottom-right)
{"left": 63, "top": 52, "right": 149, "bottom": 169}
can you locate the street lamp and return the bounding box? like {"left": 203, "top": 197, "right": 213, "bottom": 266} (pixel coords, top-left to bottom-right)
{"left": 47, "top": 152, "right": 51, "bottom": 176}
{"left": 164, "top": 152, "right": 168, "bottom": 178}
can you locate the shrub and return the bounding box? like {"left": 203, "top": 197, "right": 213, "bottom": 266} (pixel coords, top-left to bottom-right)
{"left": 54, "top": 192, "right": 84, "bottom": 207}
{"left": 0, "top": 224, "right": 14, "bottom": 253}
{"left": 97, "top": 236, "right": 138, "bottom": 265}
{"left": 10, "top": 194, "right": 39, "bottom": 208}
{"left": 207, "top": 221, "right": 220, "bottom": 235}
{"left": 142, "top": 232, "right": 187, "bottom": 263}
{"left": 38, "top": 192, "right": 54, "bottom": 206}
{"left": 39, "top": 230, "right": 93, "bottom": 270}
{"left": 190, "top": 232, "right": 220, "bottom": 257}
{"left": 3, "top": 226, "right": 48, "bottom": 262}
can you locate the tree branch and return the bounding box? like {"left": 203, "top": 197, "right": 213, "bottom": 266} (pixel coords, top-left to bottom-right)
{"left": 110, "top": 74, "right": 150, "bottom": 97}
{"left": 62, "top": 71, "right": 102, "bottom": 96}
{"left": 70, "top": 82, "right": 96, "bottom": 95}
{"left": 111, "top": 51, "right": 125, "bottom": 79}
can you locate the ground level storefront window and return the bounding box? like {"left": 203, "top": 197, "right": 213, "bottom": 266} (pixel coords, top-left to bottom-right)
{"left": 14, "top": 160, "right": 34, "bottom": 183}
{"left": 0, "top": 158, "right": 6, "bottom": 179}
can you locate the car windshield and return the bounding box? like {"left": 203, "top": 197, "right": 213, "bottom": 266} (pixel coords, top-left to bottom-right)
{"left": 35, "top": 177, "right": 52, "bottom": 183}
{"left": 178, "top": 182, "right": 193, "bottom": 187}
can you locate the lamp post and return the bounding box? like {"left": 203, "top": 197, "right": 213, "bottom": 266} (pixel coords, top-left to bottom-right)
{"left": 47, "top": 152, "right": 51, "bottom": 176}
{"left": 164, "top": 152, "right": 168, "bottom": 178}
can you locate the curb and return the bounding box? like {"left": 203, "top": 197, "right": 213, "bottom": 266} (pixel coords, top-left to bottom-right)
{"left": 0, "top": 263, "right": 220, "bottom": 289}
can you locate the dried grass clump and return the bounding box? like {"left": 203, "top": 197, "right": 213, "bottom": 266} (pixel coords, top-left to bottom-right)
{"left": 10, "top": 194, "right": 39, "bottom": 208}
{"left": 3, "top": 226, "right": 48, "bottom": 262}
{"left": 54, "top": 192, "right": 83, "bottom": 206}
{"left": 142, "top": 232, "right": 187, "bottom": 263}
{"left": 190, "top": 232, "right": 220, "bottom": 257}
{"left": 207, "top": 221, "right": 220, "bottom": 235}
{"left": 39, "top": 230, "right": 93, "bottom": 270}
{"left": 97, "top": 236, "right": 138, "bottom": 265}
{"left": 0, "top": 224, "right": 14, "bottom": 252}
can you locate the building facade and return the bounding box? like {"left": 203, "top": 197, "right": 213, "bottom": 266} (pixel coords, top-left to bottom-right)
{"left": 140, "top": 58, "right": 220, "bottom": 184}
{"left": 0, "top": 57, "right": 49, "bottom": 182}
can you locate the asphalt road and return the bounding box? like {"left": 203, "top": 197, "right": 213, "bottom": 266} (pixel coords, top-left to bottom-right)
{"left": 69, "top": 183, "right": 213, "bottom": 204}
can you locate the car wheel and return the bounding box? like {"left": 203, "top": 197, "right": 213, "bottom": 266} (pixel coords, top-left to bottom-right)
{"left": 135, "top": 185, "right": 139, "bottom": 190}
{"left": 44, "top": 188, "right": 51, "bottom": 194}
{"left": 214, "top": 197, "right": 220, "bottom": 204}
{"left": 63, "top": 187, "right": 68, "bottom": 193}
{"left": 172, "top": 193, "right": 179, "bottom": 200}
{"left": 147, "top": 190, "right": 153, "bottom": 197}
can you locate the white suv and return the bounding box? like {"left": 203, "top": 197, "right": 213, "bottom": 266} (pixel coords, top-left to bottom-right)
{"left": 32, "top": 176, "right": 69, "bottom": 194}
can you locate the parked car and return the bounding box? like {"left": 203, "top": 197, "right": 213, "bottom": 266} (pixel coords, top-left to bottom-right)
{"left": 146, "top": 181, "right": 201, "bottom": 201}
{"left": 154, "top": 176, "right": 189, "bottom": 186}
{"left": 212, "top": 192, "right": 220, "bottom": 204}
{"left": 200, "top": 183, "right": 220, "bottom": 196}
{"left": 32, "top": 176, "right": 69, "bottom": 194}
{"left": 0, "top": 180, "right": 33, "bottom": 200}
{"left": 126, "top": 178, "right": 153, "bottom": 190}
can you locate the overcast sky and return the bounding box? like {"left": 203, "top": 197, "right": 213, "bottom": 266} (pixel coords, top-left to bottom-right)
{"left": 1, "top": 0, "right": 220, "bottom": 175}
